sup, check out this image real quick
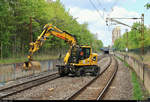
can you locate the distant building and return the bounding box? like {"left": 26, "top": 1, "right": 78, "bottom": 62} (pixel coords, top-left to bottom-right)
{"left": 112, "top": 26, "right": 121, "bottom": 45}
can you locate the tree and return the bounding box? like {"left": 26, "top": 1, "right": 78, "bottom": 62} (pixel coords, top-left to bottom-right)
{"left": 145, "top": 3, "right": 150, "bottom": 9}
{"left": 113, "top": 22, "right": 150, "bottom": 51}
{"left": 0, "top": 0, "right": 103, "bottom": 59}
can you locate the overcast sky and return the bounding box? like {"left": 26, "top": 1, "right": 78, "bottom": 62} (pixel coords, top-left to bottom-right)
{"left": 58, "top": 0, "right": 150, "bottom": 46}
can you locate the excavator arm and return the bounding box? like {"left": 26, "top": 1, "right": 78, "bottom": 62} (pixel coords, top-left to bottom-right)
{"left": 27, "top": 24, "right": 77, "bottom": 64}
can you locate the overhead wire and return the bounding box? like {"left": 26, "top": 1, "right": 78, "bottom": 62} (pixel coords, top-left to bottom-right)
{"left": 105, "top": 0, "right": 119, "bottom": 18}
{"left": 97, "top": 0, "right": 102, "bottom": 9}
{"left": 89, "top": 0, "right": 111, "bottom": 47}
{"left": 88, "top": 0, "right": 120, "bottom": 46}
{"left": 96, "top": 0, "right": 107, "bottom": 18}
{"left": 110, "top": 0, "right": 119, "bottom": 11}
{"left": 89, "top": 0, "right": 104, "bottom": 19}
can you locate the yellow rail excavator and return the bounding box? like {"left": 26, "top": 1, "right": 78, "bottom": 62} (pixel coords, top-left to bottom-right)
{"left": 23, "top": 24, "right": 100, "bottom": 76}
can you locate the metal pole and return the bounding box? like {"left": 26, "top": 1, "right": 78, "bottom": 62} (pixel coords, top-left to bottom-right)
{"left": 125, "top": 29, "right": 128, "bottom": 51}
{"left": 141, "top": 13, "right": 144, "bottom": 84}
{"left": 141, "top": 13, "right": 144, "bottom": 56}
{"left": 125, "top": 29, "right": 128, "bottom": 60}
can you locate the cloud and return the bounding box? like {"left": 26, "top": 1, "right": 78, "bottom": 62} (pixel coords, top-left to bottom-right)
{"left": 69, "top": 7, "right": 105, "bottom": 24}
{"left": 109, "top": 6, "right": 139, "bottom": 18}
{"left": 68, "top": 6, "right": 139, "bottom": 46}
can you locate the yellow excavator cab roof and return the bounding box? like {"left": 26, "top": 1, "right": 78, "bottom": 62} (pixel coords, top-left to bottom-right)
{"left": 80, "top": 45, "right": 91, "bottom": 48}
{"left": 93, "top": 53, "right": 98, "bottom": 56}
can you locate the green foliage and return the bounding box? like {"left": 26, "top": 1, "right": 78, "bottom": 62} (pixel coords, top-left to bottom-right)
{"left": 93, "top": 39, "right": 103, "bottom": 52}
{"left": 131, "top": 71, "right": 143, "bottom": 100}
{"left": 0, "top": 0, "right": 103, "bottom": 59}
{"left": 116, "top": 55, "right": 144, "bottom": 100}
{"left": 113, "top": 22, "right": 150, "bottom": 50}
{"left": 145, "top": 3, "right": 150, "bottom": 9}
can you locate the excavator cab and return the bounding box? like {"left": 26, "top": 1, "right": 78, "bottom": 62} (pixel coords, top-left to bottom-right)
{"left": 68, "top": 46, "right": 97, "bottom": 66}
{"left": 68, "top": 46, "right": 91, "bottom": 63}
{"left": 78, "top": 47, "right": 91, "bottom": 60}
{"left": 58, "top": 45, "right": 99, "bottom": 76}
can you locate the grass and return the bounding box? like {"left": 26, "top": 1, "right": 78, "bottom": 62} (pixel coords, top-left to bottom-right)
{"left": 0, "top": 57, "right": 27, "bottom": 64}
{"left": 115, "top": 55, "right": 144, "bottom": 100}
{"left": 131, "top": 71, "right": 144, "bottom": 100}
{"left": 0, "top": 54, "right": 63, "bottom": 64}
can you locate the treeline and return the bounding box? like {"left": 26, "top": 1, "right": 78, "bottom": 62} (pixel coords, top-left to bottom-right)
{"left": 0, "top": 0, "right": 103, "bottom": 59}
{"left": 113, "top": 22, "right": 150, "bottom": 51}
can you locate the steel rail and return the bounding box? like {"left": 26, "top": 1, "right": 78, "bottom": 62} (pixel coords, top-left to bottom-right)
{"left": 66, "top": 55, "right": 112, "bottom": 100}
{"left": 0, "top": 54, "right": 107, "bottom": 99}
{"left": 97, "top": 56, "right": 118, "bottom": 100}
{"left": 0, "top": 73, "right": 60, "bottom": 99}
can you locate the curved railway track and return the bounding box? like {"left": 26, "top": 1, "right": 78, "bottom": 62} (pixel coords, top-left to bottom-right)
{"left": 67, "top": 55, "right": 118, "bottom": 100}
{"left": 0, "top": 73, "right": 60, "bottom": 99}
{"left": 97, "top": 56, "right": 118, "bottom": 100}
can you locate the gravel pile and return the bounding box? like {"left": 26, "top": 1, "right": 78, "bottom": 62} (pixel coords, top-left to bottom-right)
{"left": 4, "top": 56, "right": 110, "bottom": 100}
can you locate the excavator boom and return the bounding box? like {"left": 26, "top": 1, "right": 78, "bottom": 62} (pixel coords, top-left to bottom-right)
{"left": 27, "top": 24, "right": 77, "bottom": 61}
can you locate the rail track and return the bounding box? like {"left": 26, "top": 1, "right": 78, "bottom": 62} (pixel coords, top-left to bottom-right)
{"left": 0, "top": 73, "right": 60, "bottom": 99}
{"left": 66, "top": 55, "right": 118, "bottom": 100}
{"left": 97, "top": 57, "right": 118, "bottom": 100}
{"left": 0, "top": 54, "right": 109, "bottom": 100}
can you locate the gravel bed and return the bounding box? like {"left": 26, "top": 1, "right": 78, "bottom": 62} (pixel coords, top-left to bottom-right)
{"left": 0, "top": 54, "right": 107, "bottom": 89}
{"left": 72, "top": 56, "right": 116, "bottom": 100}
{"left": 0, "top": 70, "right": 57, "bottom": 90}
{"left": 103, "top": 58, "right": 133, "bottom": 100}
{"left": 5, "top": 76, "right": 94, "bottom": 100}
{"left": 4, "top": 56, "right": 110, "bottom": 100}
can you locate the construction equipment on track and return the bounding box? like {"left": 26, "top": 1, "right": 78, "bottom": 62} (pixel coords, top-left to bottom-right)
{"left": 23, "top": 24, "right": 100, "bottom": 76}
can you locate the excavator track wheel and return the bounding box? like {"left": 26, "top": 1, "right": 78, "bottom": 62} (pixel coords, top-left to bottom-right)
{"left": 92, "top": 66, "right": 100, "bottom": 76}
{"left": 58, "top": 67, "right": 65, "bottom": 77}
{"left": 76, "top": 68, "right": 84, "bottom": 77}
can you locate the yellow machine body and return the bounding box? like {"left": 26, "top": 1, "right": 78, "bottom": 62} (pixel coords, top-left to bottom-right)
{"left": 24, "top": 24, "right": 100, "bottom": 76}
{"left": 69, "top": 46, "right": 98, "bottom": 66}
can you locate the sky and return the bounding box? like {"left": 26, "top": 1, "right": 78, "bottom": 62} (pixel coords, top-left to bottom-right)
{"left": 57, "top": 0, "right": 150, "bottom": 46}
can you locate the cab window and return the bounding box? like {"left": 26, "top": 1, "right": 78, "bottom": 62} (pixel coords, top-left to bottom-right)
{"left": 85, "top": 48, "right": 90, "bottom": 58}
{"left": 79, "top": 48, "right": 90, "bottom": 60}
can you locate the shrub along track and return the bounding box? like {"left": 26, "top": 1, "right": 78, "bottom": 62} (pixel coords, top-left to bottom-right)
{"left": 1, "top": 54, "right": 110, "bottom": 100}
{"left": 67, "top": 55, "right": 118, "bottom": 100}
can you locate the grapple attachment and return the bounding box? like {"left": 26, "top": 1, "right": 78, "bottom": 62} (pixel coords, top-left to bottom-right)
{"left": 23, "top": 61, "right": 32, "bottom": 70}
{"left": 23, "top": 61, "right": 41, "bottom": 71}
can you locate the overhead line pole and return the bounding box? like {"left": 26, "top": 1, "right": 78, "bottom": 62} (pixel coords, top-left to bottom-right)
{"left": 106, "top": 14, "right": 145, "bottom": 61}
{"left": 141, "top": 14, "right": 144, "bottom": 56}
{"left": 106, "top": 14, "right": 144, "bottom": 55}
{"left": 125, "top": 29, "right": 128, "bottom": 52}
{"left": 106, "top": 18, "right": 138, "bottom": 30}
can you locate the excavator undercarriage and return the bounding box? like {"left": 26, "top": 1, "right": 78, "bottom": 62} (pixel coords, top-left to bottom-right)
{"left": 57, "top": 65, "right": 100, "bottom": 77}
